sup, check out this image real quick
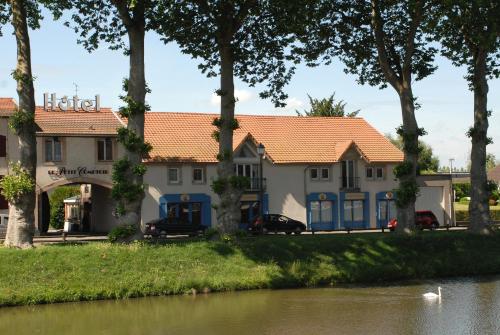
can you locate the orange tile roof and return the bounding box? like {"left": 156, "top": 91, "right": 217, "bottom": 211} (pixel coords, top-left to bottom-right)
{"left": 145, "top": 112, "right": 403, "bottom": 164}
{"left": 0, "top": 98, "right": 17, "bottom": 117}
{"left": 34, "top": 107, "right": 123, "bottom": 136}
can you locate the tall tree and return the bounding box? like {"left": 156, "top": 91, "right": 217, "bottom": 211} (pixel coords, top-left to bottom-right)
{"left": 433, "top": 0, "right": 500, "bottom": 234}
{"left": 386, "top": 134, "right": 440, "bottom": 173}
{"left": 63, "top": 0, "right": 156, "bottom": 239}
{"left": 301, "top": 1, "right": 437, "bottom": 232}
{"left": 296, "top": 92, "right": 359, "bottom": 117}
{"left": 0, "top": 0, "right": 42, "bottom": 248}
{"left": 154, "top": 1, "right": 296, "bottom": 234}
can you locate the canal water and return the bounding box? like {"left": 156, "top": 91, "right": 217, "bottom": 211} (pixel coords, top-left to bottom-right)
{"left": 1, "top": 276, "right": 499, "bottom": 335}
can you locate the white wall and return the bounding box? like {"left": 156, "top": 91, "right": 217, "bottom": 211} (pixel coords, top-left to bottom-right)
{"left": 143, "top": 157, "right": 402, "bottom": 229}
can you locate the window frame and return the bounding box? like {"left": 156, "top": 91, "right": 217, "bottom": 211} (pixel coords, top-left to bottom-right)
{"left": 97, "top": 137, "right": 114, "bottom": 162}
{"left": 343, "top": 199, "right": 364, "bottom": 222}
{"left": 310, "top": 168, "right": 319, "bottom": 181}
{"left": 167, "top": 167, "right": 181, "bottom": 185}
{"left": 365, "top": 167, "right": 374, "bottom": 180}
{"left": 192, "top": 166, "right": 205, "bottom": 184}
{"left": 44, "top": 137, "right": 63, "bottom": 162}
{"left": 321, "top": 167, "right": 330, "bottom": 180}
{"left": 375, "top": 167, "right": 384, "bottom": 180}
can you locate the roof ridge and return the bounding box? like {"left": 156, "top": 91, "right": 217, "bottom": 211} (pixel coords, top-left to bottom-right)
{"left": 145, "top": 111, "right": 365, "bottom": 119}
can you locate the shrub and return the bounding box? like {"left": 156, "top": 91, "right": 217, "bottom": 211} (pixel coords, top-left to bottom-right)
{"left": 108, "top": 224, "right": 137, "bottom": 242}
{"left": 455, "top": 209, "right": 500, "bottom": 222}
{"left": 459, "top": 197, "right": 470, "bottom": 203}
{"left": 203, "top": 227, "right": 219, "bottom": 240}
{"left": 50, "top": 203, "right": 65, "bottom": 230}
{"left": 49, "top": 186, "right": 80, "bottom": 229}
{"left": 453, "top": 183, "right": 471, "bottom": 200}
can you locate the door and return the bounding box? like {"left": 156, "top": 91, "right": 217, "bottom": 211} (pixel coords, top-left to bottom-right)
{"left": 310, "top": 200, "right": 335, "bottom": 230}
{"left": 377, "top": 199, "right": 397, "bottom": 228}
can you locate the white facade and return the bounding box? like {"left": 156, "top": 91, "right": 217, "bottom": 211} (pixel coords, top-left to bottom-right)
{"left": 0, "top": 102, "right": 454, "bottom": 235}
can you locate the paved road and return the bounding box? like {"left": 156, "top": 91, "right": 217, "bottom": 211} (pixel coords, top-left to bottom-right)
{"left": 18, "top": 226, "right": 468, "bottom": 245}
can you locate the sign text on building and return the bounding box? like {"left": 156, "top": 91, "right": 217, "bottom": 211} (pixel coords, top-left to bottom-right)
{"left": 48, "top": 167, "right": 109, "bottom": 178}
{"left": 43, "top": 93, "right": 100, "bottom": 112}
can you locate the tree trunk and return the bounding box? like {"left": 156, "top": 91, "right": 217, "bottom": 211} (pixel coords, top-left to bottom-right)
{"left": 215, "top": 41, "right": 243, "bottom": 234}
{"left": 469, "top": 49, "right": 490, "bottom": 234}
{"left": 4, "top": 0, "right": 37, "bottom": 248}
{"left": 395, "top": 87, "right": 418, "bottom": 233}
{"left": 118, "top": 24, "right": 146, "bottom": 240}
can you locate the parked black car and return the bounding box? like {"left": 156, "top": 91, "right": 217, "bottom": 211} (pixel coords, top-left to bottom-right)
{"left": 145, "top": 217, "right": 207, "bottom": 238}
{"left": 249, "top": 214, "right": 306, "bottom": 234}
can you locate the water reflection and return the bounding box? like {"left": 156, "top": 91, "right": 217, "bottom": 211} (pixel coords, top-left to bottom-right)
{"left": 1, "top": 276, "right": 499, "bottom": 335}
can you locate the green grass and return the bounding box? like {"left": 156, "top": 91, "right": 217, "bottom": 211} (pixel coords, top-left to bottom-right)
{"left": 2, "top": 232, "right": 500, "bottom": 307}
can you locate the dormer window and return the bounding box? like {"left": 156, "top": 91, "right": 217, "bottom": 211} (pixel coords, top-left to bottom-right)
{"left": 45, "top": 137, "right": 62, "bottom": 162}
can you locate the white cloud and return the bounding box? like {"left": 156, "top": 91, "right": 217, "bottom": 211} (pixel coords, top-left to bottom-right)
{"left": 210, "top": 89, "right": 253, "bottom": 106}
{"left": 279, "top": 97, "right": 304, "bottom": 112}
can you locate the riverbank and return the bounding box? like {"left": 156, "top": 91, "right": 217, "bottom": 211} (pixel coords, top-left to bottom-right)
{"left": 1, "top": 231, "right": 500, "bottom": 307}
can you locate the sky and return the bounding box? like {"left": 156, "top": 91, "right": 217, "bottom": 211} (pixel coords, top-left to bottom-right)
{"left": 0, "top": 13, "right": 499, "bottom": 169}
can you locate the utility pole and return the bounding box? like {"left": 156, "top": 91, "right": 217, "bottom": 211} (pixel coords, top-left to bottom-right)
{"left": 449, "top": 158, "right": 455, "bottom": 174}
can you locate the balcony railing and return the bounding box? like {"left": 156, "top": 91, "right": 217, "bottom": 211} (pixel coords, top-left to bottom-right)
{"left": 339, "top": 176, "right": 360, "bottom": 191}
{"left": 247, "top": 177, "right": 267, "bottom": 192}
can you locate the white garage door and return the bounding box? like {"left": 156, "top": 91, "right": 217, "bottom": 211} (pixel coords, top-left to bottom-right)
{"left": 416, "top": 186, "right": 445, "bottom": 225}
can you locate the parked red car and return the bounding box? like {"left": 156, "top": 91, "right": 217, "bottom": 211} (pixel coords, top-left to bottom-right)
{"left": 388, "top": 211, "right": 439, "bottom": 231}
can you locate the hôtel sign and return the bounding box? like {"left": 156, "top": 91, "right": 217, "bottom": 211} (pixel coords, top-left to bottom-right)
{"left": 44, "top": 93, "right": 100, "bottom": 112}
{"left": 48, "top": 167, "right": 109, "bottom": 178}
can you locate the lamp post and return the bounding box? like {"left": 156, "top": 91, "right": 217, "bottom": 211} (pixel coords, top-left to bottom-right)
{"left": 257, "top": 143, "right": 265, "bottom": 219}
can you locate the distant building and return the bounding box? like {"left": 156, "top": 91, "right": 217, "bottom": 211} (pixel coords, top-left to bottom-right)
{"left": 488, "top": 166, "right": 500, "bottom": 186}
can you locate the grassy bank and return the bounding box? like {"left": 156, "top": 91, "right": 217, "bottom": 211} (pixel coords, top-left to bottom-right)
{"left": 1, "top": 232, "right": 500, "bottom": 306}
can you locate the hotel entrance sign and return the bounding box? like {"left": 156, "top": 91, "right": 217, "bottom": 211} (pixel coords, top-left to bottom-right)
{"left": 43, "top": 93, "right": 100, "bottom": 112}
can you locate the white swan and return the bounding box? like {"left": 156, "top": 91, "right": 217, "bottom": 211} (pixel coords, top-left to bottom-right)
{"left": 423, "top": 286, "right": 441, "bottom": 299}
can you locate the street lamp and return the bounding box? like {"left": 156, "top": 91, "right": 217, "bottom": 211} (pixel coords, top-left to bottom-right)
{"left": 257, "top": 143, "right": 265, "bottom": 219}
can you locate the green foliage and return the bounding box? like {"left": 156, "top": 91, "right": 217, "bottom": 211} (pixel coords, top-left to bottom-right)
{"left": 456, "top": 210, "right": 500, "bottom": 222}
{"left": 111, "top": 158, "right": 144, "bottom": 202}
{"left": 211, "top": 178, "right": 226, "bottom": 195}
{"left": 395, "top": 126, "right": 427, "bottom": 155}
{"left": 211, "top": 130, "right": 220, "bottom": 143}
{"left": 50, "top": 204, "right": 65, "bottom": 230}
{"left": 297, "top": 1, "right": 437, "bottom": 89}
{"left": 132, "top": 163, "right": 147, "bottom": 177}
{"left": 394, "top": 181, "right": 419, "bottom": 208}
{"left": 229, "top": 176, "right": 251, "bottom": 191}
{"left": 215, "top": 150, "right": 232, "bottom": 162}
{"left": 431, "top": 1, "right": 500, "bottom": 82}
{"left": 296, "top": 92, "right": 359, "bottom": 117}
{"left": 203, "top": 227, "right": 220, "bottom": 240}
{"left": 486, "top": 153, "right": 498, "bottom": 170}
{"left": 387, "top": 133, "right": 440, "bottom": 173}
{"left": 153, "top": 1, "right": 297, "bottom": 107}
{"left": 393, "top": 161, "right": 413, "bottom": 178}
{"left": 8, "top": 111, "right": 35, "bottom": 134}
{"left": 454, "top": 183, "right": 471, "bottom": 200}
{"left": 116, "top": 127, "right": 152, "bottom": 156}
{"left": 108, "top": 224, "right": 137, "bottom": 243}
{"left": 0, "top": 163, "right": 34, "bottom": 203}
{"left": 48, "top": 186, "right": 80, "bottom": 229}
{"left": 11, "top": 69, "right": 35, "bottom": 85}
